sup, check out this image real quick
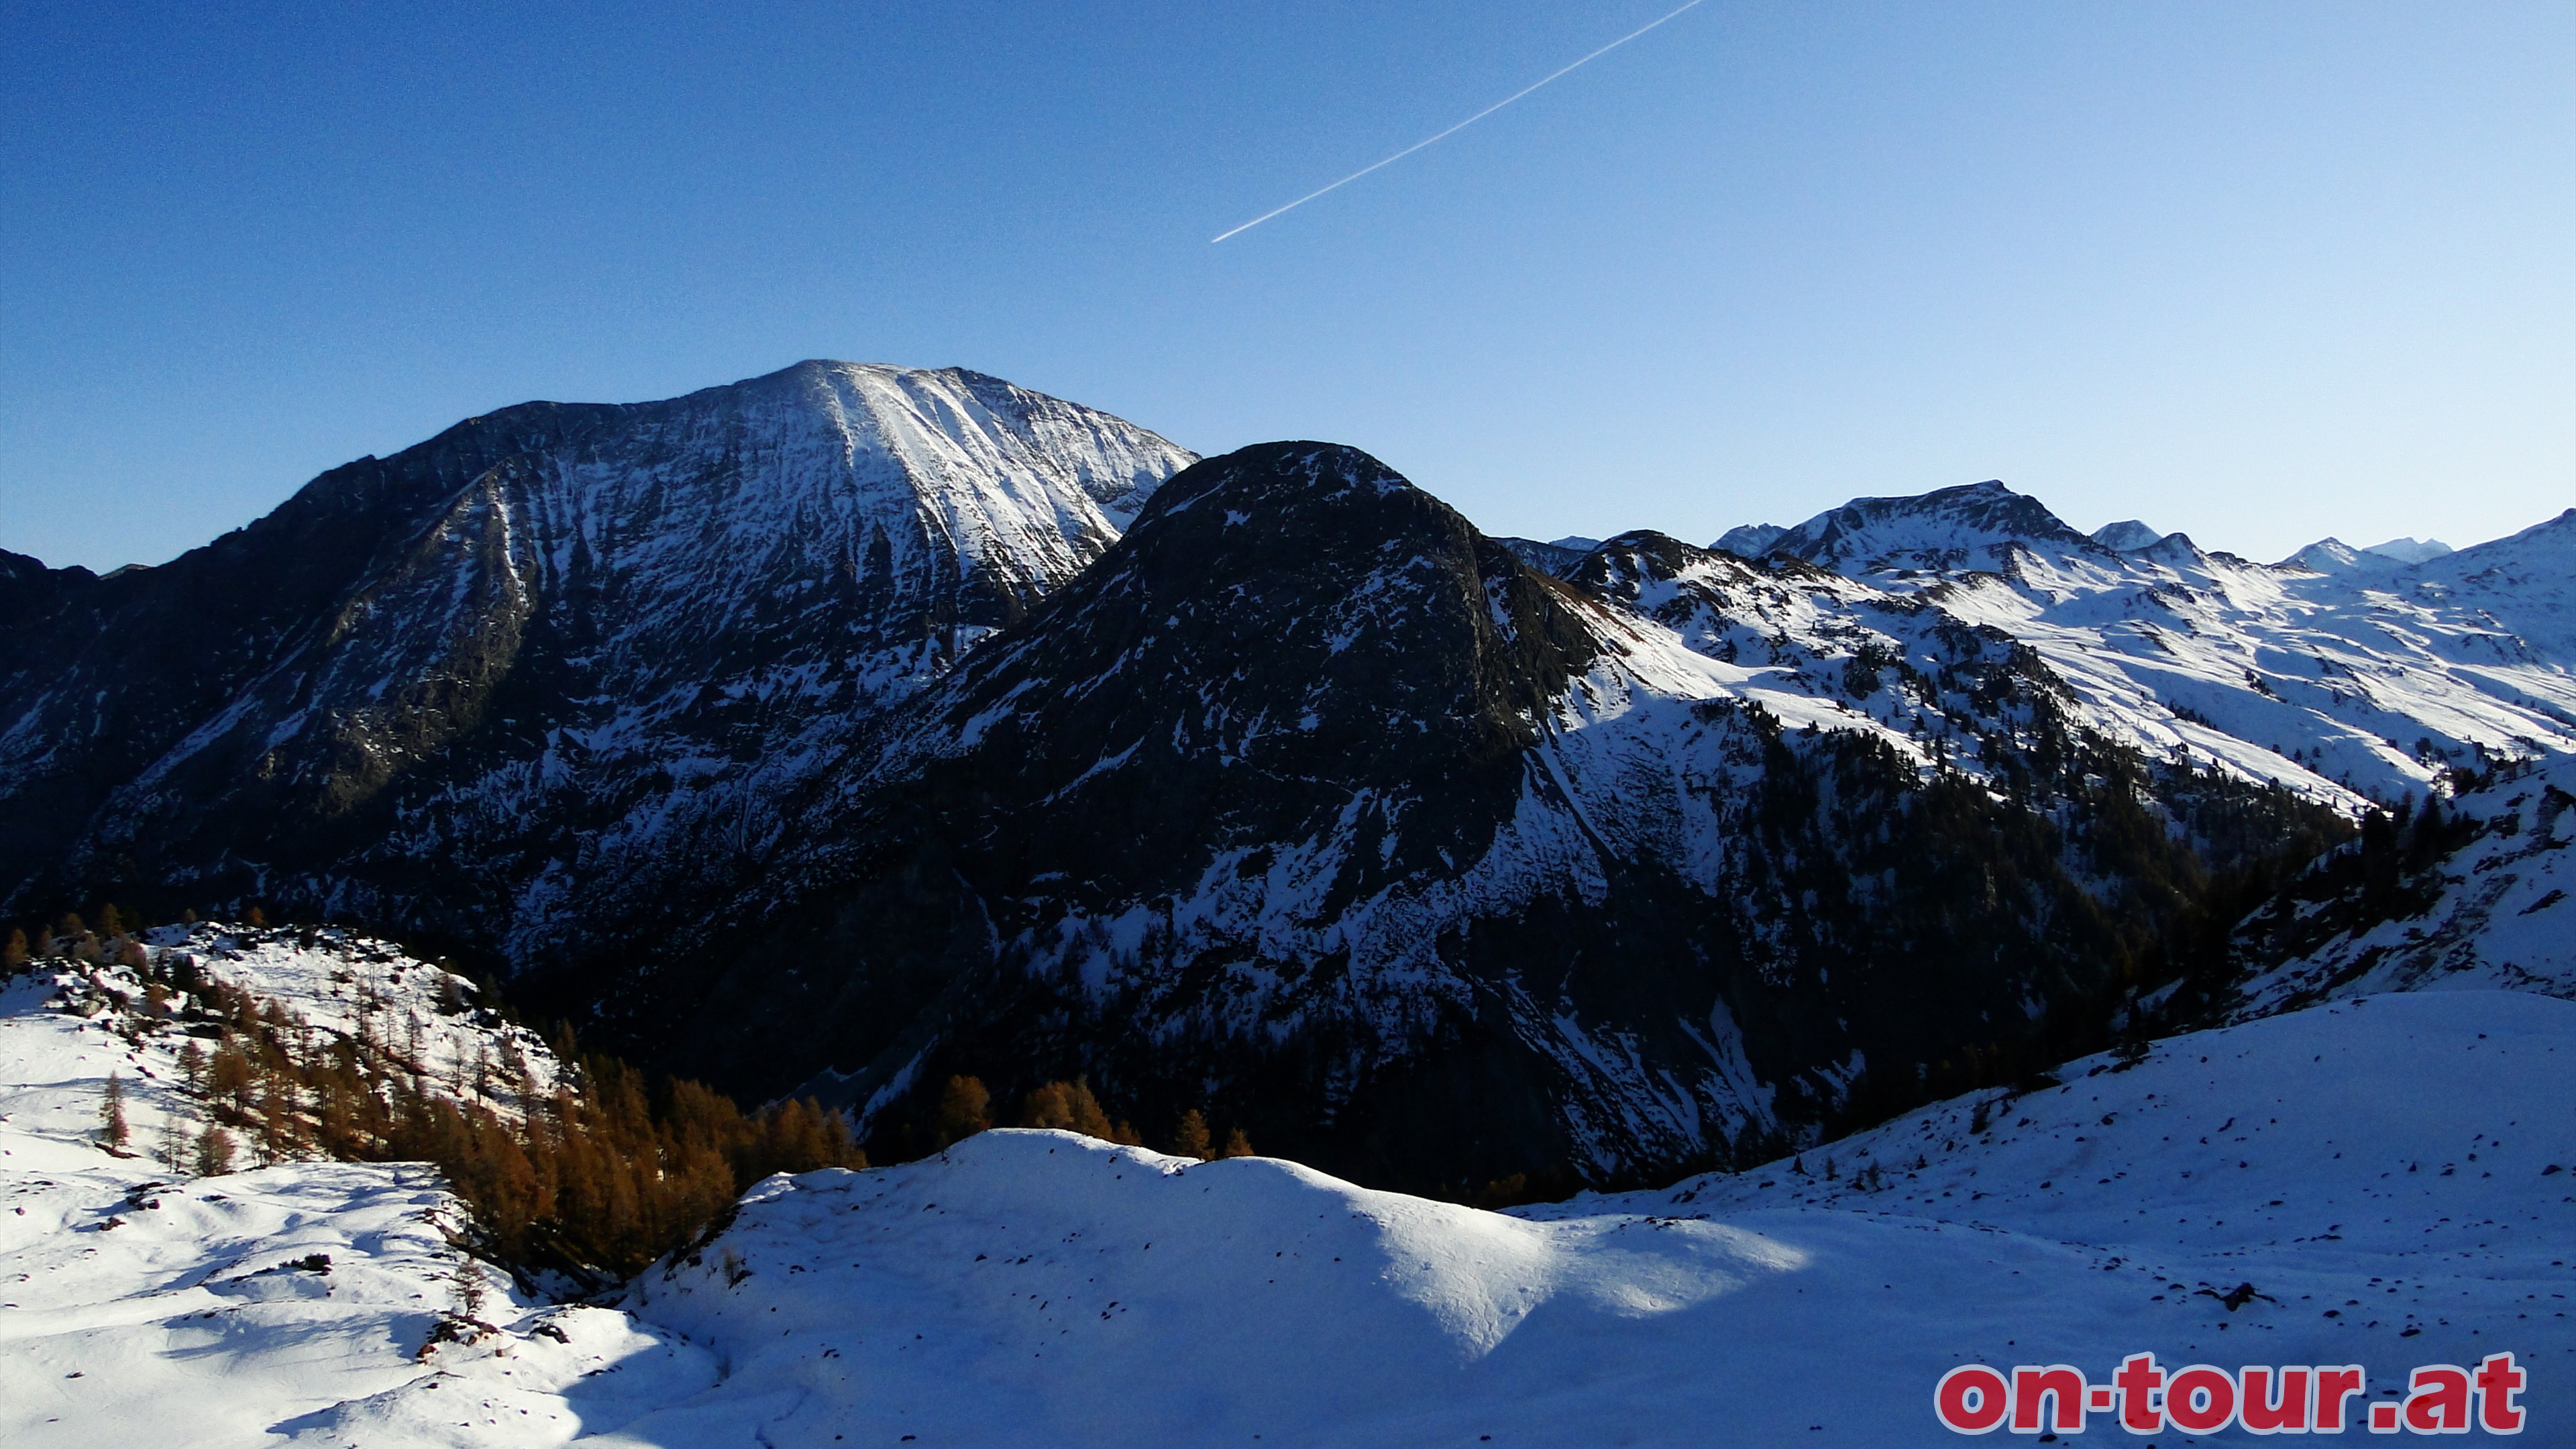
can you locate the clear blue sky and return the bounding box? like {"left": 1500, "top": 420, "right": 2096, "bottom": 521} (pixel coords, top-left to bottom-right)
{"left": 4, "top": 1, "right": 2570, "bottom": 572}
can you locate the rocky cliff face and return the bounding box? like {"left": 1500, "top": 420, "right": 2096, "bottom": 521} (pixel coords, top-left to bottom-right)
{"left": 0, "top": 362, "right": 1196, "bottom": 958}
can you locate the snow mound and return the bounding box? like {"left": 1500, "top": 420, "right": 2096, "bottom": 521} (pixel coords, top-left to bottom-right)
{"left": 593, "top": 991, "right": 2576, "bottom": 1444}
{"left": 611, "top": 1133, "right": 1809, "bottom": 1444}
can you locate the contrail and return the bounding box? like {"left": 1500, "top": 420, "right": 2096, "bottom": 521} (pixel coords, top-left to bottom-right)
{"left": 1212, "top": 0, "right": 1710, "bottom": 243}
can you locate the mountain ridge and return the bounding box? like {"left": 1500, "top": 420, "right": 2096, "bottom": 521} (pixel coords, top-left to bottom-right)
{"left": 3, "top": 366, "right": 2567, "bottom": 1194}
{"left": 0, "top": 362, "right": 1197, "bottom": 961}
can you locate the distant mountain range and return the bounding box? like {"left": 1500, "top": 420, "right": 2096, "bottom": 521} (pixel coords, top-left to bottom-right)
{"left": 4, "top": 362, "right": 2567, "bottom": 1192}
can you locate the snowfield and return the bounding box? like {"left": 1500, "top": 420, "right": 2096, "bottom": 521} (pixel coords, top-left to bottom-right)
{"left": 1744, "top": 487, "right": 2576, "bottom": 808}
{"left": 7, "top": 941, "right": 2567, "bottom": 1444}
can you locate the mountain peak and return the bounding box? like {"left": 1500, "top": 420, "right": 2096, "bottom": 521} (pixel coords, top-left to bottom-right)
{"left": 2276, "top": 537, "right": 2389, "bottom": 575}
{"left": 1768, "top": 479, "right": 2093, "bottom": 572}
{"left": 2364, "top": 536, "right": 2455, "bottom": 564}
{"left": 1138, "top": 441, "right": 1414, "bottom": 527}
{"left": 2090, "top": 519, "right": 2165, "bottom": 551}
{"left": 1711, "top": 522, "right": 1786, "bottom": 557}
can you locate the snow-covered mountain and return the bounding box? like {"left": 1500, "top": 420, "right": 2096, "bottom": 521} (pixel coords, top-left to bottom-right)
{"left": 8, "top": 365, "right": 2568, "bottom": 1444}
{"left": 0, "top": 363, "right": 1195, "bottom": 960}
{"left": 621, "top": 446, "right": 2351, "bottom": 1192}
{"left": 2088, "top": 517, "right": 2165, "bottom": 551}
{"left": 2367, "top": 535, "right": 2455, "bottom": 564}
{"left": 1721, "top": 482, "right": 2574, "bottom": 806}
{"left": 4, "top": 366, "right": 2568, "bottom": 1198}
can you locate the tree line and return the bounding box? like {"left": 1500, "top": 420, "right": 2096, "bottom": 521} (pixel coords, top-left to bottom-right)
{"left": 924, "top": 1071, "right": 1254, "bottom": 1163}
{"left": 12, "top": 911, "right": 1258, "bottom": 1283}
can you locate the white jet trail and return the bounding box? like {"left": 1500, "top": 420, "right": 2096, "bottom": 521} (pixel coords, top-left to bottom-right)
{"left": 1212, "top": 0, "right": 1710, "bottom": 243}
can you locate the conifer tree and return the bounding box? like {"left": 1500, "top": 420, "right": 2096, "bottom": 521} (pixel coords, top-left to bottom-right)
{"left": 245, "top": 906, "right": 267, "bottom": 929}
{"left": 2, "top": 927, "right": 26, "bottom": 970}
{"left": 1020, "top": 1081, "right": 1075, "bottom": 1130}
{"left": 1220, "top": 1126, "right": 1253, "bottom": 1159}
{"left": 260, "top": 1071, "right": 300, "bottom": 1161}
{"left": 1172, "top": 1109, "right": 1212, "bottom": 1162}
{"left": 207, "top": 1040, "right": 258, "bottom": 1120}
{"left": 178, "top": 1039, "right": 207, "bottom": 1091}
{"left": 97, "top": 902, "right": 124, "bottom": 938}
{"left": 195, "top": 1124, "right": 235, "bottom": 1176}
{"left": 1067, "top": 1077, "right": 1115, "bottom": 1140}
{"left": 933, "top": 1075, "right": 990, "bottom": 1148}
{"left": 449, "top": 1254, "right": 488, "bottom": 1323}
{"left": 100, "top": 1072, "right": 129, "bottom": 1152}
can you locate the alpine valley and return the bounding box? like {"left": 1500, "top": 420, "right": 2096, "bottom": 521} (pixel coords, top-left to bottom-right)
{"left": 3, "top": 361, "right": 2570, "bottom": 1200}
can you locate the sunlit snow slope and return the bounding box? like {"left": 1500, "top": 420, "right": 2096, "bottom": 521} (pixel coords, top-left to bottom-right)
{"left": 14, "top": 949, "right": 2561, "bottom": 1446}
{"left": 1726, "top": 484, "right": 2576, "bottom": 806}
{"left": 0, "top": 934, "right": 655, "bottom": 1449}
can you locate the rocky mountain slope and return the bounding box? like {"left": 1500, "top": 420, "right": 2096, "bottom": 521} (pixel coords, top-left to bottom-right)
{"left": 0, "top": 363, "right": 1195, "bottom": 960}
{"left": 2227, "top": 751, "right": 2576, "bottom": 1016}
{"left": 629, "top": 445, "right": 2352, "bottom": 1191}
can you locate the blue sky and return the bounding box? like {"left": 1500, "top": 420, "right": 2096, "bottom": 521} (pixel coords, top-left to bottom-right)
{"left": 4, "top": 1, "right": 2569, "bottom": 571}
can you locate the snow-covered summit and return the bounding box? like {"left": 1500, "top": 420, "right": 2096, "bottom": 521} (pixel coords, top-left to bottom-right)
{"left": 0, "top": 362, "right": 1198, "bottom": 963}
{"left": 1765, "top": 479, "right": 2099, "bottom": 572}
{"left": 2367, "top": 535, "right": 2455, "bottom": 564}
{"left": 1723, "top": 490, "right": 2576, "bottom": 804}
{"left": 2279, "top": 536, "right": 2405, "bottom": 576}
{"left": 2090, "top": 518, "right": 2165, "bottom": 551}
{"left": 1710, "top": 521, "right": 1786, "bottom": 556}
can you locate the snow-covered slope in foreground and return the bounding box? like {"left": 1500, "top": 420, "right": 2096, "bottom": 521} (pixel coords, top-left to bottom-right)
{"left": 8, "top": 980, "right": 2569, "bottom": 1444}
{"left": 0, "top": 960, "right": 698, "bottom": 1449}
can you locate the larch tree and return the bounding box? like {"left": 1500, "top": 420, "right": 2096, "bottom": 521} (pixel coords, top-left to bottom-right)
{"left": 1067, "top": 1078, "right": 1116, "bottom": 1140}
{"left": 934, "top": 1075, "right": 991, "bottom": 1148}
{"left": 159, "top": 1109, "right": 193, "bottom": 1172}
{"left": 195, "top": 1124, "right": 235, "bottom": 1176}
{"left": 100, "top": 1072, "right": 129, "bottom": 1152}
{"left": 1172, "top": 1109, "right": 1213, "bottom": 1162}
{"left": 1020, "top": 1081, "right": 1075, "bottom": 1131}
